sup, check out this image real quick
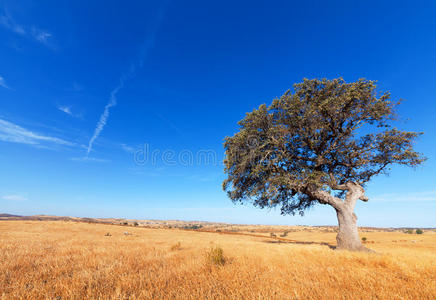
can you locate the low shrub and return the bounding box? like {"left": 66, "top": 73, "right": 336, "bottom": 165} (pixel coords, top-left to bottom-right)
{"left": 183, "top": 224, "right": 203, "bottom": 230}
{"left": 361, "top": 237, "right": 367, "bottom": 242}
{"left": 206, "top": 246, "right": 226, "bottom": 266}
{"left": 416, "top": 229, "right": 424, "bottom": 234}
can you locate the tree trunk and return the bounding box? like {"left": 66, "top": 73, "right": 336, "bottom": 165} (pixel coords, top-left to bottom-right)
{"left": 335, "top": 206, "right": 367, "bottom": 251}
{"left": 309, "top": 182, "right": 371, "bottom": 251}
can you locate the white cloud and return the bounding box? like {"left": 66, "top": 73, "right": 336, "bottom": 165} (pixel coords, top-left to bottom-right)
{"left": 31, "top": 27, "right": 52, "bottom": 45}
{"left": 70, "top": 156, "right": 108, "bottom": 163}
{"left": 86, "top": 81, "right": 122, "bottom": 156}
{"left": 0, "top": 12, "right": 25, "bottom": 35}
{"left": 0, "top": 10, "right": 54, "bottom": 48}
{"left": 121, "top": 143, "right": 136, "bottom": 153}
{"left": 86, "top": 9, "right": 164, "bottom": 157}
{"left": 1, "top": 194, "right": 27, "bottom": 201}
{"left": 57, "top": 104, "right": 83, "bottom": 119}
{"left": 0, "top": 118, "right": 74, "bottom": 147}
{"left": 372, "top": 190, "right": 436, "bottom": 203}
{"left": 57, "top": 105, "right": 73, "bottom": 116}
{"left": 0, "top": 75, "right": 10, "bottom": 89}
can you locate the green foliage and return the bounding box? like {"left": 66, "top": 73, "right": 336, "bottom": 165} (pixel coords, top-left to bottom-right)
{"left": 223, "top": 78, "right": 425, "bottom": 215}
{"left": 405, "top": 229, "right": 414, "bottom": 234}
{"left": 361, "top": 237, "right": 367, "bottom": 242}
{"left": 206, "top": 246, "right": 226, "bottom": 266}
{"left": 183, "top": 224, "right": 203, "bottom": 230}
{"left": 416, "top": 229, "right": 423, "bottom": 234}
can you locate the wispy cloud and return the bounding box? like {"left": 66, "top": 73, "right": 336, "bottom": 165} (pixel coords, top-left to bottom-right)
{"left": 86, "top": 9, "right": 164, "bottom": 157}
{"left": 0, "top": 12, "right": 25, "bottom": 35}
{"left": 1, "top": 194, "right": 27, "bottom": 201}
{"left": 0, "top": 118, "right": 74, "bottom": 147}
{"left": 86, "top": 81, "right": 122, "bottom": 156}
{"left": 372, "top": 190, "right": 436, "bottom": 203}
{"left": 70, "top": 157, "right": 108, "bottom": 163}
{"left": 0, "top": 10, "right": 54, "bottom": 48}
{"left": 0, "top": 75, "right": 10, "bottom": 89}
{"left": 120, "top": 143, "right": 136, "bottom": 153}
{"left": 31, "top": 27, "right": 52, "bottom": 46}
{"left": 57, "top": 104, "right": 83, "bottom": 119}
{"left": 58, "top": 105, "right": 73, "bottom": 116}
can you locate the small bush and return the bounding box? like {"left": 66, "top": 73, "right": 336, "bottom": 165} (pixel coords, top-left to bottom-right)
{"left": 416, "top": 229, "right": 424, "bottom": 234}
{"left": 270, "top": 233, "right": 277, "bottom": 238}
{"left": 361, "top": 237, "right": 367, "bottom": 242}
{"left": 280, "top": 231, "right": 288, "bottom": 237}
{"left": 183, "top": 224, "right": 202, "bottom": 230}
{"left": 404, "top": 229, "right": 414, "bottom": 234}
{"left": 170, "top": 242, "right": 182, "bottom": 251}
{"left": 133, "top": 222, "right": 139, "bottom": 226}
{"left": 206, "top": 246, "right": 226, "bottom": 266}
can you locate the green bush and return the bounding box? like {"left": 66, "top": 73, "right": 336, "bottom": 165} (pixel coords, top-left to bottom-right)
{"left": 183, "top": 224, "right": 203, "bottom": 230}
{"left": 404, "top": 229, "right": 414, "bottom": 234}
{"left": 206, "top": 246, "right": 226, "bottom": 266}
{"left": 416, "top": 229, "right": 424, "bottom": 234}
{"left": 361, "top": 237, "right": 367, "bottom": 242}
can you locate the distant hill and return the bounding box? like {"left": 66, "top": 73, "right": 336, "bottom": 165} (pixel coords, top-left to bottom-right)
{"left": 0, "top": 213, "right": 22, "bottom": 218}
{"left": 1, "top": 213, "right": 434, "bottom": 231}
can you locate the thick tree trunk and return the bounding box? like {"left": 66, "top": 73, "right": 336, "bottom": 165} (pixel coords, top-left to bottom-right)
{"left": 335, "top": 207, "right": 366, "bottom": 251}
{"left": 309, "top": 181, "right": 371, "bottom": 251}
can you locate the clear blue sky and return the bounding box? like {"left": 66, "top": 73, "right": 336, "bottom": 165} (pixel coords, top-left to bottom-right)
{"left": 1, "top": 0, "right": 435, "bottom": 227}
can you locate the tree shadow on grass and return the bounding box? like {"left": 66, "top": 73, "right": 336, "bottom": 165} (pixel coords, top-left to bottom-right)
{"left": 263, "top": 239, "right": 336, "bottom": 250}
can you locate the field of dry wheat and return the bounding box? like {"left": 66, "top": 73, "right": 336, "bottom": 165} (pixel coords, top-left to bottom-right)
{"left": 1, "top": 220, "right": 435, "bottom": 299}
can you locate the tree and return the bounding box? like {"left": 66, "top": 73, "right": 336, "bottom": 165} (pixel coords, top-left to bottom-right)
{"left": 223, "top": 78, "right": 425, "bottom": 251}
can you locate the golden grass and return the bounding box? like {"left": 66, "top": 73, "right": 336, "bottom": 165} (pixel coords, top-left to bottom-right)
{"left": 1, "top": 221, "right": 435, "bottom": 299}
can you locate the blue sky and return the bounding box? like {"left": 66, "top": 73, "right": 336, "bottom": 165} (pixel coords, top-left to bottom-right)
{"left": 1, "top": 0, "right": 435, "bottom": 227}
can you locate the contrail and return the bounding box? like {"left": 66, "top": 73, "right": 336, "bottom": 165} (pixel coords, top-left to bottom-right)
{"left": 86, "top": 80, "right": 124, "bottom": 156}
{"left": 85, "top": 8, "right": 164, "bottom": 157}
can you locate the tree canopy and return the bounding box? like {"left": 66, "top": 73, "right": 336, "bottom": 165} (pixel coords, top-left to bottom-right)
{"left": 223, "top": 78, "right": 425, "bottom": 216}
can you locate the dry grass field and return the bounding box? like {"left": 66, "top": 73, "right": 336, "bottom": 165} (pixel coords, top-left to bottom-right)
{"left": 1, "top": 221, "right": 435, "bottom": 299}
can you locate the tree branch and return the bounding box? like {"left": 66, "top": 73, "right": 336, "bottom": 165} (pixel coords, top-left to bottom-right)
{"left": 306, "top": 186, "right": 343, "bottom": 210}
{"left": 343, "top": 182, "right": 368, "bottom": 209}
{"left": 328, "top": 173, "right": 348, "bottom": 190}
